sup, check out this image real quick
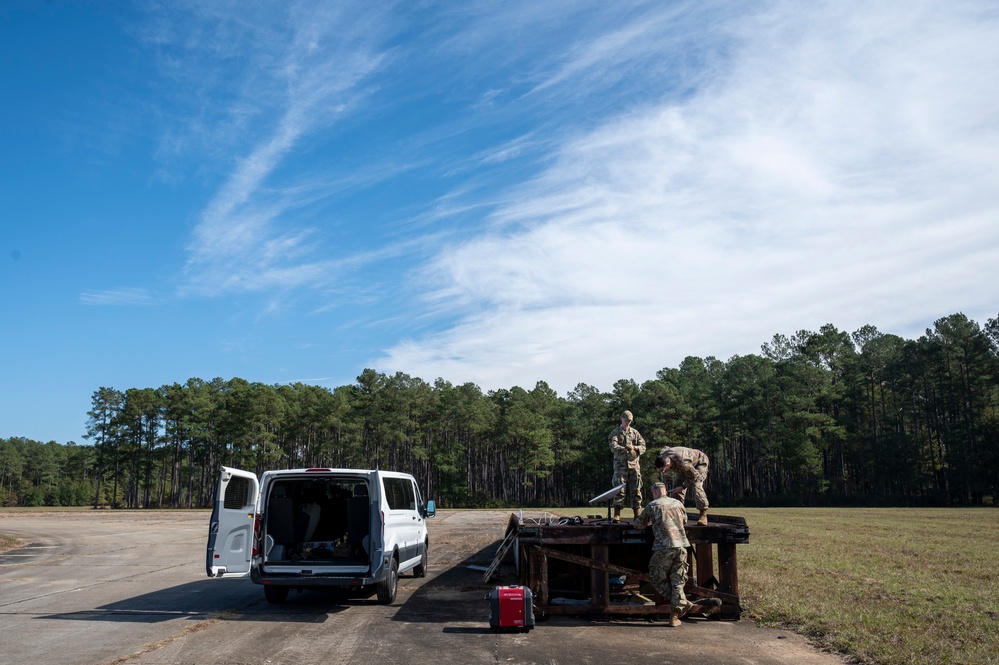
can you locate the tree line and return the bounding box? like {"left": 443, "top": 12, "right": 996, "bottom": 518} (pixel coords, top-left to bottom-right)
{"left": 2, "top": 312, "right": 996, "bottom": 509}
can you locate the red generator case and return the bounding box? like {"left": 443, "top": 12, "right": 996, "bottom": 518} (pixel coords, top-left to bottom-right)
{"left": 487, "top": 585, "right": 535, "bottom": 632}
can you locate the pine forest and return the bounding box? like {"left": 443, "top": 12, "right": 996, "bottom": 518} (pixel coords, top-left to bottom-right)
{"left": 2, "top": 312, "right": 997, "bottom": 509}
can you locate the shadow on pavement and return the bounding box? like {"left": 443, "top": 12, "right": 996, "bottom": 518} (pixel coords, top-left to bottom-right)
{"left": 35, "top": 578, "right": 358, "bottom": 624}
{"left": 391, "top": 538, "right": 520, "bottom": 629}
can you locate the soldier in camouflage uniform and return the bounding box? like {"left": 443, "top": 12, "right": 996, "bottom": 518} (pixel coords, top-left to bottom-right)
{"left": 632, "top": 482, "right": 692, "bottom": 627}
{"left": 655, "top": 446, "right": 710, "bottom": 525}
{"left": 608, "top": 410, "right": 646, "bottom": 522}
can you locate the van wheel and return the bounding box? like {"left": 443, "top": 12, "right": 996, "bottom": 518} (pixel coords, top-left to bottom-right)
{"left": 413, "top": 545, "right": 428, "bottom": 578}
{"left": 264, "top": 585, "right": 289, "bottom": 604}
{"left": 377, "top": 558, "right": 398, "bottom": 604}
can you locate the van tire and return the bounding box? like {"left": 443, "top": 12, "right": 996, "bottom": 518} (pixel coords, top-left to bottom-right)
{"left": 377, "top": 558, "right": 398, "bottom": 604}
{"left": 413, "top": 544, "right": 428, "bottom": 578}
{"left": 264, "top": 585, "right": 289, "bottom": 604}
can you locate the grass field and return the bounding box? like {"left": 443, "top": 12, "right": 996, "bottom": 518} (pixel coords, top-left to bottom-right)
{"left": 734, "top": 508, "right": 999, "bottom": 665}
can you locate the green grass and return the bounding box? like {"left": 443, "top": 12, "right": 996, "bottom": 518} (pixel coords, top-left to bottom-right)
{"left": 734, "top": 508, "right": 999, "bottom": 665}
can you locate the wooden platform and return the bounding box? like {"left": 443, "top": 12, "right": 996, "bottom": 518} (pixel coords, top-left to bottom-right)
{"left": 509, "top": 512, "right": 749, "bottom": 621}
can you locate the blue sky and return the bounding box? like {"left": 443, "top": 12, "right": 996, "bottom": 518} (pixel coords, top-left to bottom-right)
{"left": 2, "top": 0, "right": 998, "bottom": 445}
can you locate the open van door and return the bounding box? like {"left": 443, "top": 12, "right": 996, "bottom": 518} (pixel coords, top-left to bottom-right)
{"left": 206, "top": 466, "right": 259, "bottom": 578}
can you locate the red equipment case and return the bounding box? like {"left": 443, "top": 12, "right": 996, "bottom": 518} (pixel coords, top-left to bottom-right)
{"left": 487, "top": 585, "right": 535, "bottom": 632}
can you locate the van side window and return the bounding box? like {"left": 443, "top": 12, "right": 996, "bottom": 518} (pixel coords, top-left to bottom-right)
{"left": 384, "top": 478, "right": 416, "bottom": 511}
{"left": 223, "top": 476, "right": 252, "bottom": 510}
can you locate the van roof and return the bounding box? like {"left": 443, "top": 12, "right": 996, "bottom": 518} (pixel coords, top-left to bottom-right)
{"left": 259, "top": 468, "right": 416, "bottom": 480}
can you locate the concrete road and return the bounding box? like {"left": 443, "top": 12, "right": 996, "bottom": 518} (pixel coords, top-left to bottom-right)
{"left": 0, "top": 509, "right": 848, "bottom": 665}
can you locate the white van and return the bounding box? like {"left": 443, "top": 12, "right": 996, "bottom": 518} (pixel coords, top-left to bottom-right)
{"left": 206, "top": 466, "right": 435, "bottom": 604}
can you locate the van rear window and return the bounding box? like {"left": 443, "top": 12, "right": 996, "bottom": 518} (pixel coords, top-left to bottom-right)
{"left": 384, "top": 477, "right": 416, "bottom": 511}
{"left": 223, "top": 476, "right": 252, "bottom": 510}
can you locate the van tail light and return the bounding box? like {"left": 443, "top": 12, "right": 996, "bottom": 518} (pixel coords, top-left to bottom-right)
{"left": 252, "top": 513, "right": 261, "bottom": 556}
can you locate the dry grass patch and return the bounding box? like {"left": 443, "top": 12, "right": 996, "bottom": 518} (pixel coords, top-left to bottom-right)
{"left": 0, "top": 532, "right": 25, "bottom": 553}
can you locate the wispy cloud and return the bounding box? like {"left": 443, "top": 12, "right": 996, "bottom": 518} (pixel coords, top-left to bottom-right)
{"left": 525, "top": 2, "right": 705, "bottom": 98}
{"left": 80, "top": 288, "right": 157, "bottom": 307}
{"left": 150, "top": 1, "right": 716, "bottom": 307}
{"left": 137, "top": 2, "right": 393, "bottom": 298}
{"left": 379, "top": 1, "right": 999, "bottom": 392}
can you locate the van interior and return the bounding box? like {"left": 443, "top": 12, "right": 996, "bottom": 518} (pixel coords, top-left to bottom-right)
{"left": 263, "top": 477, "right": 371, "bottom": 566}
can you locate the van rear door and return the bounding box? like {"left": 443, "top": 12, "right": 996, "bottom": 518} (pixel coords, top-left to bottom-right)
{"left": 206, "top": 466, "right": 259, "bottom": 578}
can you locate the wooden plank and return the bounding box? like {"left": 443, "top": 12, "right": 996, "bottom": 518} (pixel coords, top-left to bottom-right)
{"left": 718, "top": 542, "right": 739, "bottom": 596}
{"left": 540, "top": 549, "right": 549, "bottom": 609}
{"left": 518, "top": 523, "right": 748, "bottom": 545}
{"left": 695, "top": 543, "right": 714, "bottom": 587}
{"left": 526, "top": 546, "right": 541, "bottom": 603}
{"left": 533, "top": 545, "right": 650, "bottom": 582}
{"left": 518, "top": 530, "right": 638, "bottom": 546}
{"left": 543, "top": 603, "right": 721, "bottom": 616}
{"left": 591, "top": 544, "right": 609, "bottom": 608}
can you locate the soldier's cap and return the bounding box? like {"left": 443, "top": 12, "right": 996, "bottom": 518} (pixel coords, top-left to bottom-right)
{"left": 652, "top": 482, "right": 667, "bottom": 492}
{"left": 620, "top": 410, "right": 634, "bottom": 421}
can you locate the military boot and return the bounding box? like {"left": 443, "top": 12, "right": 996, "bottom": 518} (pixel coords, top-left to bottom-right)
{"left": 613, "top": 506, "right": 621, "bottom": 523}
{"left": 669, "top": 610, "right": 682, "bottom": 627}
{"left": 697, "top": 509, "right": 708, "bottom": 526}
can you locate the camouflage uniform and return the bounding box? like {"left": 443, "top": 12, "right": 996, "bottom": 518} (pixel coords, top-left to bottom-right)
{"left": 633, "top": 495, "right": 690, "bottom": 610}
{"left": 659, "top": 446, "right": 710, "bottom": 511}
{"left": 608, "top": 424, "right": 646, "bottom": 512}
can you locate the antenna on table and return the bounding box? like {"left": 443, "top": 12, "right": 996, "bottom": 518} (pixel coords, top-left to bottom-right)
{"left": 587, "top": 482, "right": 627, "bottom": 524}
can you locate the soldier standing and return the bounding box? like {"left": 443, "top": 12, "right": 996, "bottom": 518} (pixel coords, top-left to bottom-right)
{"left": 655, "top": 446, "right": 710, "bottom": 525}
{"left": 608, "top": 409, "right": 645, "bottom": 522}
{"left": 632, "top": 482, "right": 692, "bottom": 626}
